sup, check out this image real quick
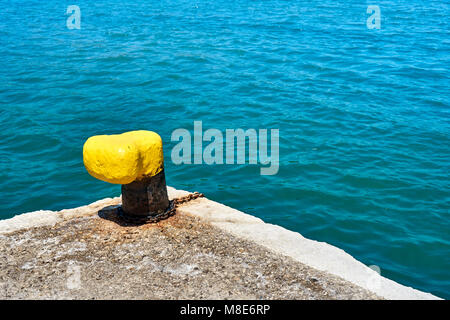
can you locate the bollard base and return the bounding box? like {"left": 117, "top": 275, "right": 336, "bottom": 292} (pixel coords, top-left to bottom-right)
{"left": 117, "top": 201, "right": 175, "bottom": 224}
{"left": 121, "top": 170, "right": 170, "bottom": 218}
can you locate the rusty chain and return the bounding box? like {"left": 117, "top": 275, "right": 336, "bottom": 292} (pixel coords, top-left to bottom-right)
{"left": 117, "top": 192, "right": 204, "bottom": 224}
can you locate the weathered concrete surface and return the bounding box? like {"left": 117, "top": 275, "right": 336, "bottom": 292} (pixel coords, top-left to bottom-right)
{"left": 0, "top": 187, "right": 439, "bottom": 300}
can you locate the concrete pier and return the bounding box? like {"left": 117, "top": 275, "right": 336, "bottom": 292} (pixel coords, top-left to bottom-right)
{"left": 0, "top": 187, "right": 439, "bottom": 300}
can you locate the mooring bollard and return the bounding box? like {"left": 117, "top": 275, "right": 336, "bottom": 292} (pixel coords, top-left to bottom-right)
{"left": 83, "top": 130, "right": 170, "bottom": 220}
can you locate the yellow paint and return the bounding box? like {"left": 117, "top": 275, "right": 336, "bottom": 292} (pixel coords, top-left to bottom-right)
{"left": 83, "top": 130, "right": 164, "bottom": 184}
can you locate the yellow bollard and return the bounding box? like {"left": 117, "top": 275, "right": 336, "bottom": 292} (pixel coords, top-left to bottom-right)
{"left": 83, "top": 130, "right": 170, "bottom": 221}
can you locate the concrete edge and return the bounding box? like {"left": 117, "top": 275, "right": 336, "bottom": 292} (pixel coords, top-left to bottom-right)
{"left": 0, "top": 197, "right": 122, "bottom": 235}
{"left": 0, "top": 187, "right": 441, "bottom": 300}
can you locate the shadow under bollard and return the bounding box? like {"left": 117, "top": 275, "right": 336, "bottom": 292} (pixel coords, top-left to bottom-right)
{"left": 97, "top": 205, "right": 132, "bottom": 227}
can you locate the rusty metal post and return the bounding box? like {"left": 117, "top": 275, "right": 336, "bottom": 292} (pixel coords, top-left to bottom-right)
{"left": 121, "top": 170, "right": 170, "bottom": 217}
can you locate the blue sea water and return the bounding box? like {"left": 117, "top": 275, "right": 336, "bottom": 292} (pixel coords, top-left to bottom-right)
{"left": 0, "top": 0, "right": 449, "bottom": 298}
